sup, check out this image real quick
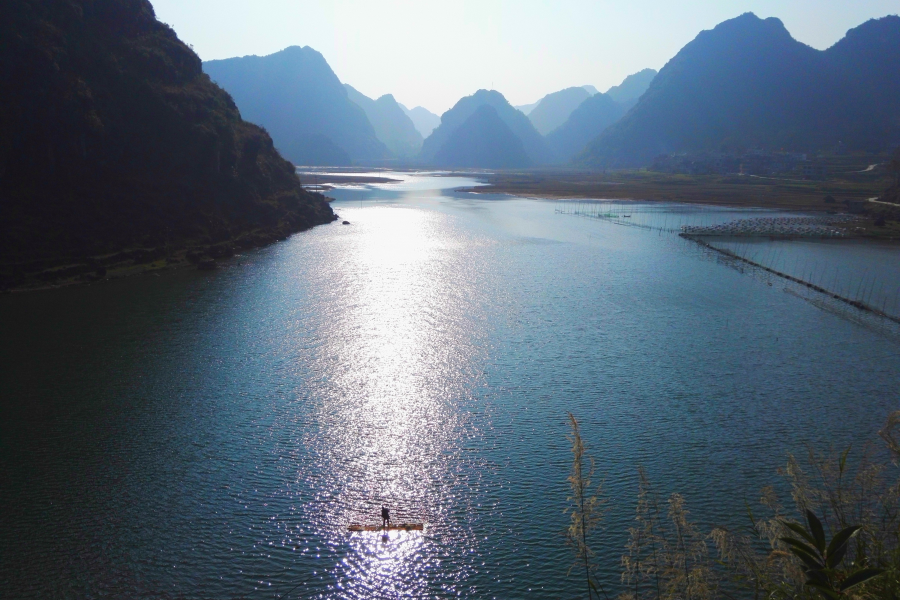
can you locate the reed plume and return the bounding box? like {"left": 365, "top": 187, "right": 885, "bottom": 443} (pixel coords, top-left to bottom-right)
{"left": 567, "top": 412, "right": 900, "bottom": 599}
{"left": 619, "top": 471, "right": 718, "bottom": 600}
{"left": 712, "top": 413, "right": 899, "bottom": 599}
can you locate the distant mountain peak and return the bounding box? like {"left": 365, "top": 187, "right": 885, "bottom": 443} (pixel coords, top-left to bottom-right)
{"left": 433, "top": 104, "right": 531, "bottom": 169}
{"left": 580, "top": 12, "right": 900, "bottom": 167}
{"left": 469, "top": 89, "right": 507, "bottom": 104}
{"left": 830, "top": 14, "right": 900, "bottom": 50}
{"left": 515, "top": 100, "right": 541, "bottom": 115}
{"left": 699, "top": 12, "right": 793, "bottom": 42}
{"left": 421, "top": 89, "right": 555, "bottom": 166}
{"left": 263, "top": 45, "right": 330, "bottom": 64}
{"left": 401, "top": 105, "right": 441, "bottom": 138}
{"left": 281, "top": 44, "right": 316, "bottom": 54}
{"left": 344, "top": 84, "right": 422, "bottom": 158}
{"left": 605, "top": 68, "right": 657, "bottom": 104}
{"left": 546, "top": 93, "right": 625, "bottom": 161}
{"left": 204, "top": 48, "right": 388, "bottom": 165}
{"left": 527, "top": 87, "right": 591, "bottom": 135}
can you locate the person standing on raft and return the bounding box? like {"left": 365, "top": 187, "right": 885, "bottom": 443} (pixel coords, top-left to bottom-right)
{"left": 381, "top": 505, "right": 391, "bottom": 528}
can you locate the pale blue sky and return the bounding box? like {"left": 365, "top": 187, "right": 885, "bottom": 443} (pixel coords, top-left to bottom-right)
{"left": 151, "top": 0, "right": 899, "bottom": 114}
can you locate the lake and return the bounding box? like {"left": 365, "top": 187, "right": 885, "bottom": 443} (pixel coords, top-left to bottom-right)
{"left": 1, "top": 172, "right": 898, "bottom": 599}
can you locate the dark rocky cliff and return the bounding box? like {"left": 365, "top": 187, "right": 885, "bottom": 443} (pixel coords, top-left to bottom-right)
{"left": 0, "top": 0, "right": 336, "bottom": 288}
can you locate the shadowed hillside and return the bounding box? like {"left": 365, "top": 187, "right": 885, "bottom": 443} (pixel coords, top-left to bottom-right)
{"left": 344, "top": 85, "right": 423, "bottom": 158}
{"left": 546, "top": 93, "right": 625, "bottom": 161}
{"left": 204, "top": 46, "right": 388, "bottom": 165}
{"left": 0, "top": 0, "right": 335, "bottom": 289}
{"left": 515, "top": 100, "right": 541, "bottom": 115}
{"left": 421, "top": 89, "right": 555, "bottom": 166}
{"left": 580, "top": 14, "right": 900, "bottom": 168}
{"left": 433, "top": 105, "right": 531, "bottom": 169}
{"left": 527, "top": 87, "right": 592, "bottom": 135}
{"left": 400, "top": 104, "right": 441, "bottom": 139}
{"left": 604, "top": 68, "right": 657, "bottom": 105}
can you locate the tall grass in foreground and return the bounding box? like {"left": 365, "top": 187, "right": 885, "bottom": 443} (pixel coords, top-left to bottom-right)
{"left": 566, "top": 412, "right": 900, "bottom": 599}
{"left": 567, "top": 413, "right": 610, "bottom": 600}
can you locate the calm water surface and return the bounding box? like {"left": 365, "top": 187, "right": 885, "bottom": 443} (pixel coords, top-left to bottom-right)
{"left": 2, "top": 173, "right": 899, "bottom": 599}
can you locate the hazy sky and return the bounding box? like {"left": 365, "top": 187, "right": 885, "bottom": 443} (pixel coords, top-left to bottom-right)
{"left": 151, "top": 0, "right": 899, "bottom": 114}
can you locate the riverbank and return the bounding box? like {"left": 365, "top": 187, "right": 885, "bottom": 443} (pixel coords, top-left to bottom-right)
{"left": 464, "top": 169, "right": 887, "bottom": 209}
{"left": 463, "top": 168, "right": 900, "bottom": 239}
{"left": 0, "top": 202, "right": 339, "bottom": 293}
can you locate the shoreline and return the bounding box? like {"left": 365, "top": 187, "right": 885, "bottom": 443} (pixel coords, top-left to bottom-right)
{"left": 462, "top": 169, "right": 900, "bottom": 240}
{"left": 1, "top": 211, "right": 339, "bottom": 294}
{"left": 463, "top": 167, "right": 890, "bottom": 206}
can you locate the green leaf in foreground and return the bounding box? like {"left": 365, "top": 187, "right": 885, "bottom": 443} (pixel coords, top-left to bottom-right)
{"left": 838, "top": 567, "right": 885, "bottom": 592}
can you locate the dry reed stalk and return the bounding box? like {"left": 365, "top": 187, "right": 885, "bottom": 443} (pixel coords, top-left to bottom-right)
{"left": 621, "top": 467, "right": 665, "bottom": 600}
{"left": 567, "top": 413, "right": 610, "bottom": 600}
{"left": 618, "top": 471, "right": 719, "bottom": 600}
{"left": 573, "top": 413, "right": 899, "bottom": 599}
{"left": 712, "top": 413, "right": 900, "bottom": 599}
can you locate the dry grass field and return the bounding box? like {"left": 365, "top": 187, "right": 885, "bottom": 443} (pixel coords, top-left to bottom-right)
{"left": 466, "top": 156, "right": 893, "bottom": 213}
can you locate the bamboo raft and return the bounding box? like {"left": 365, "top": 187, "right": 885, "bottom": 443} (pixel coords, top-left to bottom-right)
{"left": 348, "top": 523, "right": 424, "bottom": 532}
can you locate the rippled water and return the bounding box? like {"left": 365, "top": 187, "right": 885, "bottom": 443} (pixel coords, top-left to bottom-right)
{"left": 2, "top": 173, "right": 899, "bottom": 599}
{"left": 708, "top": 237, "right": 900, "bottom": 318}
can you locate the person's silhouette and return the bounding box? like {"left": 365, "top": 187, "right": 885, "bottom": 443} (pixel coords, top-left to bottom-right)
{"left": 381, "top": 505, "right": 390, "bottom": 529}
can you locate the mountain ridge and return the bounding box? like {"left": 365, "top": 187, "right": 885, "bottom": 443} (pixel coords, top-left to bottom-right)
{"left": 420, "top": 89, "right": 555, "bottom": 165}
{"left": 345, "top": 85, "right": 423, "bottom": 158}
{"left": 527, "top": 87, "right": 592, "bottom": 135}
{"left": 400, "top": 104, "right": 442, "bottom": 138}
{"left": 433, "top": 105, "right": 531, "bottom": 169}
{"left": 204, "top": 46, "right": 389, "bottom": 165}
{"left": 546, "top": 93, "right": 626, "bottom": 162}
{"left": 605, "top": 69, "right": 657, "bottom": 104}
{"left": 580, "top": 13, "right": 900, "bottom": 167}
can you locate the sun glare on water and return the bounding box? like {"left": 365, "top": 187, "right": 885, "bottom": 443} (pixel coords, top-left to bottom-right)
{"left": 298, "top": 203, "right": 487, "bottom": 597}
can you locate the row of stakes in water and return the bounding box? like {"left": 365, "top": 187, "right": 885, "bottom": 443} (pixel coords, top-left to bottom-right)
{"left": 554, "top": 200, "right": 898, "bottom": 320}
{"left": 555, "top": 200, "right": 859, "bottom": 238}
